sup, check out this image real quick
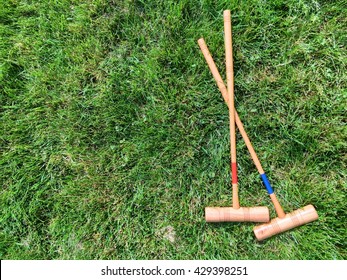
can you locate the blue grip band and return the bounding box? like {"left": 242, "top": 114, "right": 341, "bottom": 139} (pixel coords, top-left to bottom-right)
{"left": 260, "top": 173, "right": 274, "bottom": 194}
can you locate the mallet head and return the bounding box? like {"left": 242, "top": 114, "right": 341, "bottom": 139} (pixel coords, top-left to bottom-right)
{"left": 205, "top": 206, "right": 270, "bottom": 222}
{"left": 253, "top": 204, "right": 318, "bottom": 241}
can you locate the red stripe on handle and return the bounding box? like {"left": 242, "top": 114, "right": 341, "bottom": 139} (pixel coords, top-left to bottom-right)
{"left": 232, "top": 162, "right": 238, "bottom": 184}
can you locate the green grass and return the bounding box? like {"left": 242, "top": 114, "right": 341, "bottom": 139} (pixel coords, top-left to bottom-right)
{"left": 0, "top": 0, "right": 346, "bottom": 260}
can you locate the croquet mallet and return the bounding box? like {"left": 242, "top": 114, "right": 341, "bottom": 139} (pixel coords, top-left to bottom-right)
{"left": 204, "top": 10, "right": 270, "bottom": 223}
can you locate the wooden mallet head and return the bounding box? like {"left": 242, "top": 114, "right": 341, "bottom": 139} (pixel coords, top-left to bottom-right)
{"left": 205, "top": 206, "right": 270, "bottom": 223}
{"left": 253, "top": 204, "right": 318, "bottom": 241}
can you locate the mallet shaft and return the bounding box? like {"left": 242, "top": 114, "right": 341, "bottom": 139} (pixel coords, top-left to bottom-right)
{"left": 224, "top": 10, "right": 239, "bottom": 209}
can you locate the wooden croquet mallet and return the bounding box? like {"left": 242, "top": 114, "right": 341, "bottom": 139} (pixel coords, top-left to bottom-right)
{"left": 204, "top": 10, "right": 269, "bottom": 223}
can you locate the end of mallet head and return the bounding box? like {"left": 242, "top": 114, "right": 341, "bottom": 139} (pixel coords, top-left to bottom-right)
{"left": 253, "top": 204, "right": 318, "bottom": 241}
{"left": 205, "top": 206, "right": 270, "bottom": 223}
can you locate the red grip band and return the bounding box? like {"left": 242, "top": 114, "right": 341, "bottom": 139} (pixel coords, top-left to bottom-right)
{"left": 232, "top": 162, "right": 238, "bottom": 184}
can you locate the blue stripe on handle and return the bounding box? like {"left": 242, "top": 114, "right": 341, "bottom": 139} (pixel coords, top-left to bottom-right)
{"left": 260, "top": 173, "right": 274, "bottom": 194}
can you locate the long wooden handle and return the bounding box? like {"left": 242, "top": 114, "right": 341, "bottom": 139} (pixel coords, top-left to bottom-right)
{"left": 224, "top": 10, "right": 239, "bottom": 209}
{"left": 197, "top": 37, "right": 286, "bottom": 218}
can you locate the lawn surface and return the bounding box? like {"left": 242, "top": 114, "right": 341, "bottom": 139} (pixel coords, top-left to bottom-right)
{"left": 1, "top": 0, "right": 346, "bottom": 259}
